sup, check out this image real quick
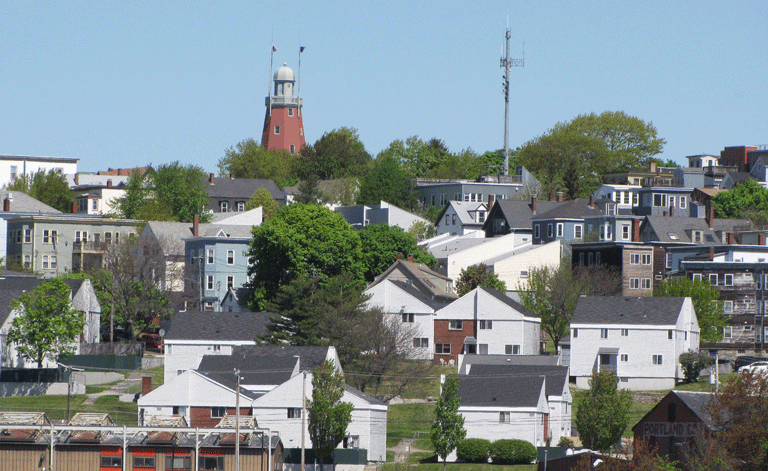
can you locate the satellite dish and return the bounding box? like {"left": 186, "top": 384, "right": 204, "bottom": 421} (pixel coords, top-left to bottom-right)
{"left": 159, "top": 329, "right": 166, "bottom": 337}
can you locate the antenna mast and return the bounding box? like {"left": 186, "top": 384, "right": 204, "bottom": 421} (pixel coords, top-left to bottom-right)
{"left": 500, "top": 28, "right": 524, "bottom": 176}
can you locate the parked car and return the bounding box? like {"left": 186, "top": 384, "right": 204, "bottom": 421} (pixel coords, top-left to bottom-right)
{"left": 739, "top": 361, "right": 768, "bottom": 375}
{"left": 139, "top": 334, "right": 164, "bottom": 352}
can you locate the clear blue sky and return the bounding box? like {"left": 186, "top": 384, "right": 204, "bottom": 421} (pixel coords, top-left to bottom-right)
{"left": 2, "top": 0, "right": 766, "bottom": 173}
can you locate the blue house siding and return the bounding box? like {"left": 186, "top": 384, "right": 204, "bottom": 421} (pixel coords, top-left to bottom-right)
{"left": 185, "top": 237, "right": 250, "bottom": 311}
{"left": 532, "top": 219, "right": 584, "bottom": 245}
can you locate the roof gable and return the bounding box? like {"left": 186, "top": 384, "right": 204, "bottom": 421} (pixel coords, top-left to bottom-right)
{"left": 435, "top": 286, "right": 536, "bottom": 320}
{"left": 572, "top": 296, "right": 686, "bottom": 326}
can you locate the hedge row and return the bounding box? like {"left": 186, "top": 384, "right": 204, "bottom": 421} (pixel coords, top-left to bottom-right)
{"left": 455, "top": 438, "right": 536, "bottom": 465}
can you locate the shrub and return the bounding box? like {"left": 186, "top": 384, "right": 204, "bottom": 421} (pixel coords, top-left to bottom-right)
{"left": 456, "top": 438, "right": 491, "bottom": 463}
{"left": 558, "top": 436, "right": 575, "bottom": 448}
{"left": 490, "top": 439, "right": 537, "bottom": 465}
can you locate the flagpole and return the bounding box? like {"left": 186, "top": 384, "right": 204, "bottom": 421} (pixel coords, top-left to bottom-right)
{"left": 269, "top": 42, "right": 276, "bottom": 117}
{"left": 298, "top": 44, "right": 302, "bottom": 118}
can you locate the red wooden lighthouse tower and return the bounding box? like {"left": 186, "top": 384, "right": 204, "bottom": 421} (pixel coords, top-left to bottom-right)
{"left": 261, "top": 63, "right": 305, "bottom": 154}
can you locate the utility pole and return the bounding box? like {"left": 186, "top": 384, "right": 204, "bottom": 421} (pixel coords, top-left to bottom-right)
{"left": 500, "top": 28, "right": 524, "bottom": 176}
{"left": 235, "top": 368, "right": 241, "bottom": 471}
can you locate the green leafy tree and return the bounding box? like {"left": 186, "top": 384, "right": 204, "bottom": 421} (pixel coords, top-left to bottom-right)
{"left": 295, "top": 174, "right": 322, "bottom": 205}
{"left": 246, "top": 204, "right": 364, "bottom": 309}
{"left": 679, "top": 350, "right": 715, "bottom": 384}
{"left": 153, "top": 161, "right": 211, "bottom": 223}
{"left": 705, "top": 371, "right": 768, "bottom": 471}
{"left": 455, "top": 264, "right": 507, "bottom": 296}
{"left": 518, "top": 111, "right": 665, "bottom": 198}
{"left": 407, "top": 220, "right": 436, "bottom": 242}
{"left": 8, "top": 169, "right": 75, "bottom": 213}
{"left": 7, "top": 278, "right": 85, "bottom": 367}
{"left": 218, "top": 137, "right": 299, "bottom": 187}
{"left": 575, "top": 370, "right": 632, "bottom": 452}
{"left": 358, "top": 224, "right": 436, "bottom": 282}
{"left": 431, "top": 375, "right": 466, "bottom": 471}
{"left": 519, "top": 263, "right": 622, "bottom": 351}
{"left": 244, "top": 187, "right": 279, "bottom": 221}
{"left": 115, "top": 170, "right": 153, "bottom": 220}
{"left": 318, "top": 177, "right": 359, "bottom": 207}
{"left": 307, "top": 362, "right": 354, "bottom": 471}
{"left": 655, "top": 277, "right": 727, "bottom": 343}
{"left": 299, "top": 127, "right": 371, "bottom": 180}
{"left": 712, "top": 178, "right": 768, "bottom": 220}
{"left": 357, "top": 154, "right": 416, "bottom": 209}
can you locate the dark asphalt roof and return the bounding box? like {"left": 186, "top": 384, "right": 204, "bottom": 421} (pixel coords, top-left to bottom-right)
{"left": 531, "top": 198, "right": 609, "bottom": 220}
{"left": 458, "top": 371, "right": 544, "bottom": 408}
{"left": 493, "top": 199, "right": 563, "bottom": 230}
{"left": 462, "top": 364, "right": 568, "bottom": 398}
{"left": 571, "top": 296, "right": 685, "bottom": 326}
{"left": 165, "top": 311, "right": 272, "bottom": 341}
{"left": 458, "top": 354, "right": 559, "bottom": 374}
{"left": 197, "top": 345, "right": 333, "bottom": 388}
{"left": 0, "top": 277, "right": 43, "bottom": 326}
{"left": 478, "top": 286, "right": 537, "bottom": 317}
{"left": 204, "top": 177, "right": 284, "bottom": 204}
{"left": 673, "top": 391, "right": 716, "bottom": 429}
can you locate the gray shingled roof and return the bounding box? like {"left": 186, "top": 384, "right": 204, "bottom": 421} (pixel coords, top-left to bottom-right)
{"left": 0, "top": 190, "right": 61, "bottom": 214}
{"left": 458, "top": 371, "right": 544, "bottom": 408}
{"left": 164, "top": 311, "right": 272, "bottom": 341}
{"left": 531, "top": 198, "right": 609, "bottom": 221}
{"left": 370, "top": 259, "right": 457, "bottom": 300}
{"left": 387, "top": 280, "right": 452, "bottom": 311}
{"left": 0, "top": 277, "right": 43, "bottom": 327}
{"left": 643, "top": 216, "right": 749, "bottom": 245}
{"left": 458, "top": 354, "right": 559, "bottom": 374}
{"left": 204, "top": 177, "right": 284, "bottom": 204}
{"left": 462, "top": 364, "right": 568, "bottom": 398}
{"left": 197, "top": 345, "right": 333, "bottom": 388}
{"left": 571, "top": 296, "right": 685, "bottom": 326}
{"left": 143, "top": 221, "right": 254, "bottom": 256}
{"left": 493, "top": 199, "right": 564, "bottom": 230}
{"left": 673, "top": 391, "right": 716, "bottom": 429}
{"left": 478, "top": 286, "right": 537, "bottom": 318}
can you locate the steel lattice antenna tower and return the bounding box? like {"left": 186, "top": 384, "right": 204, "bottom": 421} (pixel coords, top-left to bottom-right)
{"left": 500, "top": 28, "right": 524, "bottom": 176}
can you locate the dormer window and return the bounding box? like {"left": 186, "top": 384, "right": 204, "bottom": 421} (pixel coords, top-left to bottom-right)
{"left": 606, "top": 203, "right": 616, "bottom": 215}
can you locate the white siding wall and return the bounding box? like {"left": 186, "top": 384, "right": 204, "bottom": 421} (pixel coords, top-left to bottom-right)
{"left": 493, "top": 241, "right": 561, "bottom": 292}
{"left": 444, "top": 234, "right": 526, "bottom": 282}
{"left": 164, "top": 342, "right": 245, "bottom": 378}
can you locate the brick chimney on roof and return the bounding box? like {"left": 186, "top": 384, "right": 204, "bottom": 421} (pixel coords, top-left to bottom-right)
{"left": 193, "top": 214, "right": 200, "bottom": 237}
{"left": 709, "top": 247, "right": 715, "bottom": 261}
{"left": 106, "top": 179, "right": 113, "bottom": 188}
{"left": 589, "top": 194, "right": 595, "bottom": 208}
{"left": 760, "top": 233, "right": 766, "bottom": 246}
{"left": 407, "top": 254, "right": 414, "bottom": 262}
{"left": 557, "top": 192, "right": 563, "bottom": 202}
{"left": 728, "top": 232, "right": 735, "bottom": 245}
{"left": 3, "top": 197, "right": 9, "bottom": 212}
{"left": 142, "top": 376, "right": 152, "bottom": 396}
{"left": 209, "top": 173, "right": 215, "bottom": 184}
{"left": 74, "top": 173, "right": 79, "bottom": 185}
{"left": 72, "top": 200, "right": 78, "bottom": 214}
{"left": 548, "top": 193, "right": 555, "bottom": 202}
{"left": 632, "top": 219, "right": 640, "bottom": 242}
{"left": 669, "top": 205, "right": 675, "bottom": 217}
{"left": 488, "top": 194, "right": 495, "bottom": 208}
{"left": 706, "top": 203, "right": 714, "bottom": 229}
{"left": 531, "top": 195, "right": 537, "bottom": 213}
{"left": 230, "top": 173, "right": 235, "bottom": 179}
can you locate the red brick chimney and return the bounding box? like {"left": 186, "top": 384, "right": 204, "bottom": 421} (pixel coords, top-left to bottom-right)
{"left": 229, "top": 173, "right": 235, "bottom": 179}
{"left": 72, "top": 200, "right": 78, "bottom": 213}
{"left": 709, "top": 247, "right": 715, "bottom": 261}
{"left": 142, "top": 376, "right": 152, "bottom": 396}
{"left": 728, "top": 232, "right": 735, "bottom": 245}
{"left": 706, "top": 203, "right": 714, "bottom": 229}
{"left": 632, "top": 219, "right": 640, "bottom": 242}
{"left": 407, "top": 254, "right": 414, "bottom": 262}
{"left": 669, "top": 205, "right": 675, "bottom": 217}
{"left": 397, "top": 252, "right": 403, "bottom": 260}
{"left": 760, "top": 233, "right": 766, "bottom": 246}
{"left": 74, "top": 173, "right": 79, "bottom": 185}
{"left": 3, "top": 198, "right": 9, "bottom": 212}
{"left": 548, "top": 193, "right": 555, "bottom": 202}
{"left": 531, "top": 195, "right": 537, "bottom": 213}
{"left": 193, "top": 214, "right": 200, "bottom": 237}
{"left": 557, "top": 192, "right": 563, "bottom": 202}
{"left": 663, "top": 211, "right": 668, "bottom": 217}
{"left": 589, "top": 194, "right": 595, "bottom": 208}
{"left": 106, "top": 179, "right": 113, "bottom": 188}
{"left": 488, "top": 195, "right": 495, "bottom": 208}
{"left": 209, "top": 173, "right": 215, "bottom": 184}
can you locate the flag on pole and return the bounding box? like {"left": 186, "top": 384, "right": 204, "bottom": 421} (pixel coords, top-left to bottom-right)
{"left": 272, "top": 45, "right": 278, "bottom": 52}
{"left": 300, "top": 46, "right": 305, "bottom": 53}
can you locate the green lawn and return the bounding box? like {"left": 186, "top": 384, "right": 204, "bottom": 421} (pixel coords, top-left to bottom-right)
{"left": 382, "top": 462, "right": 536, "bottom": 471}
{"left": 127, "top": 365, "right": 165, "bottom": 395}
{"left": 0, "top": 394, "right": 138, "bottom": 425}
{"left": 388, "top": 403, "right": 436, "bottom": 442}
